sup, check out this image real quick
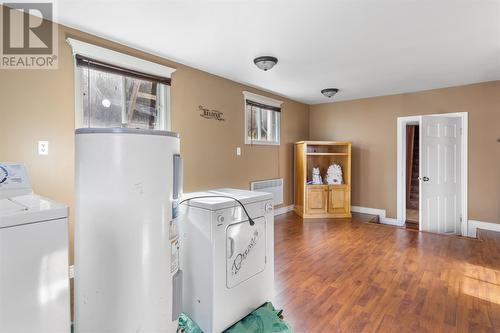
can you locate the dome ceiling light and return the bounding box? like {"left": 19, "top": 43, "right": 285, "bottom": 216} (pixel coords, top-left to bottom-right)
{"left": 321, "top": 88, "right": 339, "bottom": 98}
{"left": 253, "top": 56, "right": 278, "bottom": 71}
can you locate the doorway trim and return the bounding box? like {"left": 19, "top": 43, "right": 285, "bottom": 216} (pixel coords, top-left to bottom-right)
{"left": 397, "top": 112, "right": 468, "bottom": 236}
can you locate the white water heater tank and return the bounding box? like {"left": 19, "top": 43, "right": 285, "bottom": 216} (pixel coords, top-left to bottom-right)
{"left": 75, "top": 128, "right": 182, "bottom": 333}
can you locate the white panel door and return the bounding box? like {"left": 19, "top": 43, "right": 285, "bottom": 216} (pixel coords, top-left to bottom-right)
{"left": 420, "top": 116, "right": 461, "bottom": 234}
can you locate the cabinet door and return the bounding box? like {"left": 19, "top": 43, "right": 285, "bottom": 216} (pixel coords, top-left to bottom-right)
{"left": 306, "top": 186, "right": 328, "bottom": 215}
{"left": 328, "top": 185, "right": 350, "bottom": 215}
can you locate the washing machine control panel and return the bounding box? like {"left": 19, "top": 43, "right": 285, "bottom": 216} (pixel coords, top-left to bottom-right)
{"left": 0, "top": 166, "right": 7, "bottom": 184}
{"left": 0, "top": 163, "right": 32, "bottom": 198}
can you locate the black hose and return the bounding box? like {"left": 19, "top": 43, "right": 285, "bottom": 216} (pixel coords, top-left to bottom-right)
{"left": 178, "top": 195, "right": 255, "bottom": 226}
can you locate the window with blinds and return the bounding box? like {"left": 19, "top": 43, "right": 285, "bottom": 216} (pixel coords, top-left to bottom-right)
{"left": 244, "top": 92, "right": 282, "bottom": 145}
{"left": 76, "top": 55, "right": 170, "bottom": 130}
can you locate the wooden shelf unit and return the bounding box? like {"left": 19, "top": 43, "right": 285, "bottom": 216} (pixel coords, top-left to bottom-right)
{"left": 294, "top": 141, "right": 352, "bottom": 219}
{"left": 306, "top": 152, "right": 349, "bottom": 156}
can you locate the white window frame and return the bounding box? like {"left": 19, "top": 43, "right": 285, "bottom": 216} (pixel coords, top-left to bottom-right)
{"left": 66, "top": 38, "right": 175, "bottom": 130}
{"left": 243, "top": 91, "right": 283, "bottom": 145}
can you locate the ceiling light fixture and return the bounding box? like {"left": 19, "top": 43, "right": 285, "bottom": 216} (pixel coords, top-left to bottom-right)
{"left": 321, "top": 88, "right": 339, "bottom": 98}
{"left": 253, "top": 56, "right": 278, "bottom": 71}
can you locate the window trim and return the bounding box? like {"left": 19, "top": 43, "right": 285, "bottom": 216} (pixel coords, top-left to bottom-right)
{"left": 67, "top": 38, "right": 175, "bottom": 130}
{"left": 66, "top": 38, "right": 175, "bottom": 78}
{"left": 243, "top": 91, "right": 283, "bottom": 145}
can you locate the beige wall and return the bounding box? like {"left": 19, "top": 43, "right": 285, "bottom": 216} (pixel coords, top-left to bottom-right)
{"left": 0, "top": 22, "right": 309, "bottom": 262}
{"left": 2, "top": 10, "right": 498, "bottom": 267}
{"left": 309, "top": 81, "right": 500, "bottom": 223}
{"left": 171, "top": 65, "right": 308, "bottom": 203}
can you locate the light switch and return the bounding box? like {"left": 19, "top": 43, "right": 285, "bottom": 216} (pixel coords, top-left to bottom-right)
{"left": 38, "top": 141, "right": 49, "bottom": 155}
{"left": 236, "top": 147, "right": 241, "bottom": 156}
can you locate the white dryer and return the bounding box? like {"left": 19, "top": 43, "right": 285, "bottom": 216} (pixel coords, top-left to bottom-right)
{"left": 179, "top": 188, "right": 274, "bottom": 333}
{"left": 0, "top": 163, "right": 70, "bottom": 333}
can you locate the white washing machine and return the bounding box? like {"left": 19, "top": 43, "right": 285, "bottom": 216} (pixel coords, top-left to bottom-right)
{"left": 0, "top": 163, "right": 70, "bottom": 333}
{"left": 179, "top": 188, "right": 274, "bottom": 333}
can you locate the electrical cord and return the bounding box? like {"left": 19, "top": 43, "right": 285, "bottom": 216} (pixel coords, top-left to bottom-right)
{"left": 178, "top": 195, "right": 255, "bottom": 226}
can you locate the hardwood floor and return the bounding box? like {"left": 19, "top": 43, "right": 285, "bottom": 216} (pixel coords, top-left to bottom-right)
{"left": 405, "top": 209, "right": 419, "bottom": 230}
{"left": 406, "top": 209, "right": 419, "bottom": 222}
{"left": 273, "top": 212, "right": 500, "bottom": 332}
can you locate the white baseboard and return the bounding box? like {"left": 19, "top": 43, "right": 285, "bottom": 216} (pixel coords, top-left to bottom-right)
{"left": 383, "top": 218, "right": 404, "bottom": 226}
{"left": 351, "top": 206, "right": 385, "bottom": 217}
{"left": 274, "top": 205, "right": 294, "bottom": 216}
{"left": 349, "top": 210, "right": 499, "bottom": 237}
{"left": 351, "top": 206, "right": 404, "bottom": 226}
{"left": 467, "top": 220, "right": 500, "bottom": 238}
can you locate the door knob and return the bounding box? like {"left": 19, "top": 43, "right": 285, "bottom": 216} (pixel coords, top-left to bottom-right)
{"left": 419, "top": 176, "right": 430, "bottom": 181}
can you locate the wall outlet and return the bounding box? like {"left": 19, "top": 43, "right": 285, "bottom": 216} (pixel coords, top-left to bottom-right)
{"left": 236, "top": 147, "right": 241, "bottom": 156}
{"left": 38, "top": 141, "right": 49, "bottom": 155}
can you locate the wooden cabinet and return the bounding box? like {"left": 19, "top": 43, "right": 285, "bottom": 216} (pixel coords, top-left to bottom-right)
{"left": 328, "top": 185, "right": 350, "bottom": 216}
{"left": 295, "top": 141, "right": 352, "bottom": 219}
{"left": 306, "top": 185, "right": 328, "bottom": 215}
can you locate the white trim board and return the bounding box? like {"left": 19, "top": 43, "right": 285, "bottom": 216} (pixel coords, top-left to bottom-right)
{"left": 351, "top": 206, "right": 404, "bottom": 226}
{"left": 242, "top": 91, "right": 283, "bottom": 108}
{"left": 66, "top": 38, "right": 176, "bottom": 78}
{"left": 396, "top": 115, "right": 421, "bottom": 226}
{"left": 467, "top": 220, "right": 500, "bottom": 238}
{"left": 274, "top": 205, "right": 294, "bottom": 216}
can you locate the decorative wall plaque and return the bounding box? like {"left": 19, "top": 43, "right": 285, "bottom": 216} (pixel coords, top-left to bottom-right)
{"left": 199, "top": 105, "right": 225, "bottom": 121}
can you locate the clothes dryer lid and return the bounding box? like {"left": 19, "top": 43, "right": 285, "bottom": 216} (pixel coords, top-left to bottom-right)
{"left": 0, "top": 194, "right": 68, "bottom": 229}
{"left": 180, "top": 188, "right": 272, "bottom": 211}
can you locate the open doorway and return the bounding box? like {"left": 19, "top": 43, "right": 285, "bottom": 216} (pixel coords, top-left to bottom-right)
{"left": 405, "top": 124, "right": 419, "bottom": 230}
{"left": 397, "top": 112, "right": 468, "bottom": 236}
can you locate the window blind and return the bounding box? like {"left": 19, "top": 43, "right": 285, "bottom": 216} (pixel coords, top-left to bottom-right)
{"left": 76, "top": 54, "right": 171, "bottom": 86}
{"left": 245, "top": 99, "right": 281, "bottom": 112}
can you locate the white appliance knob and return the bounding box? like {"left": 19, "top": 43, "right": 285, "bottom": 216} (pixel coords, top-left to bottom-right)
{"left": 265, "top": 202, "right": 273, "bottom": 213}
{"left": 217, "top": 215, "right": 225, "bottom": 223}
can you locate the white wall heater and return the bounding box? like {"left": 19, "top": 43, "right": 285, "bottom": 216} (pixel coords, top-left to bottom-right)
{"left": 250, "top": 178, "right": 283, "bottom": 206}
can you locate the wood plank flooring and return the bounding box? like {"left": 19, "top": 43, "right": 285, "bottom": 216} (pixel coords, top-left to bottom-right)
{"left": 273, "top": 212, "right": 500, "bottom": 332}
{"left": 405, "top": 209, "right": 419, "bottom": 230}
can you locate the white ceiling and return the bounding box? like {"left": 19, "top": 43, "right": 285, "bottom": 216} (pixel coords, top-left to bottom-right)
{"left": 57, "top": 0, "right": 500, "bottom": 104}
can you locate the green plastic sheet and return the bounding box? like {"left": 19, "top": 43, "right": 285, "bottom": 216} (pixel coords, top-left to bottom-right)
{"left": 178, "top": 312, "right": 203, "bottom": 333}
{"left": 178, "top": 302, "right": 293, "bottom": 333}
